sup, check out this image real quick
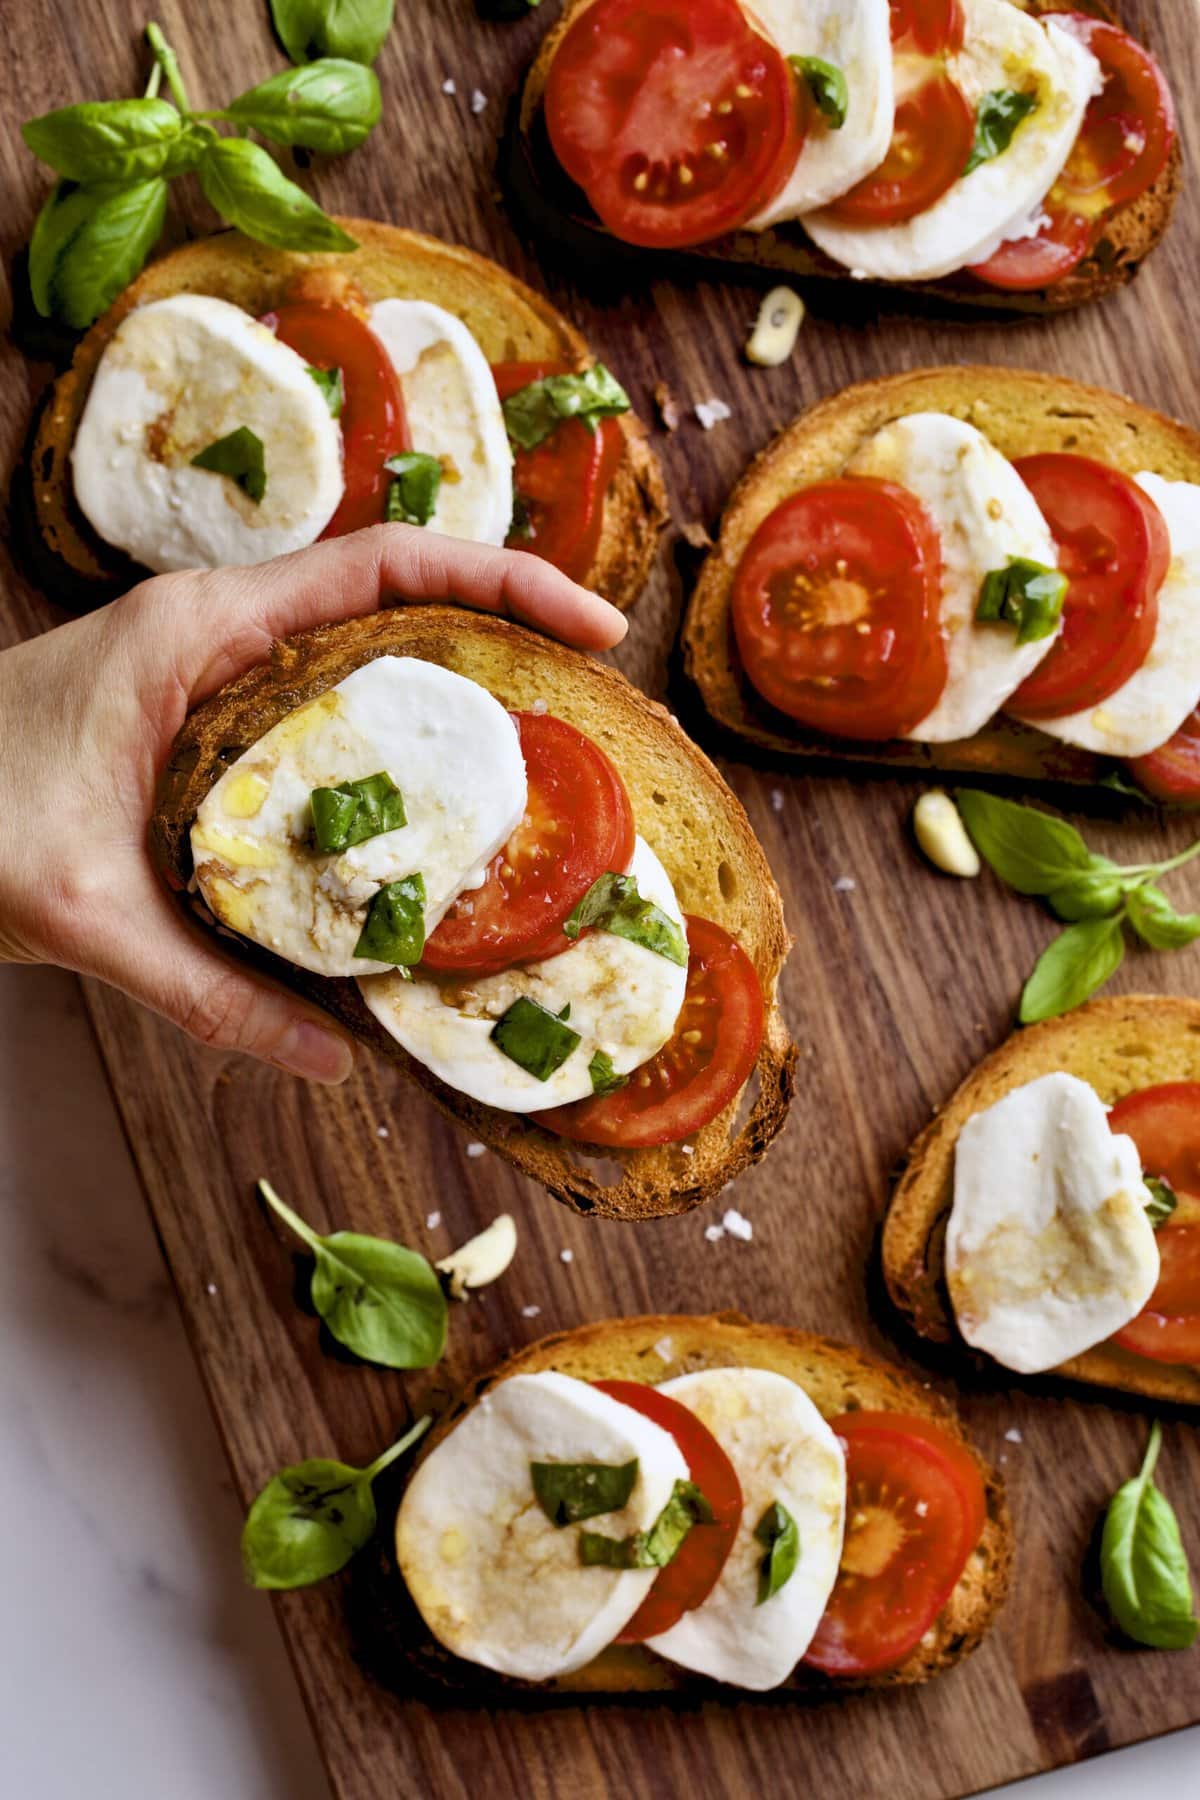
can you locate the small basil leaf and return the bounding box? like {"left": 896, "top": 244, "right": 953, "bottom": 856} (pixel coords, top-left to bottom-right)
{"left": 965, "top": 88, "right": 1038, "bottom": 175}
{"left": 1018, "top": 915, "right": 1126, "bottom": 1024}
{"left": 1127, "top": 884, "right": 1200, "bottom": 951}
{"left": 161, "top": 119, "right": 220, "bottom": 176}
{"left": 754, "top": 1500, "right": 800, "bottom": 1605}
{"left": 226, "top": 58, "right": 381, "bottom": 153}
{"left": 1101, "top": 1422, "right": 1199, "bottom": 1650}
{"left": 490, "top": 995, "right": 581, "bottom": 1080}
{"left": 578, "top": 1480, "right": 712, "bottom": 1569}
{"left": 1100, "top": 769, "right": 1153, "bottom": 803}
{"left": 1047, "top": 857, "right": 1126, "bottom": 922}
{"left": 29, "top": 178, "right": 168, "bottom": 328}
{"left": 1145, "top": 1176, "right": 1179, "bottom": 1229}
{"left": 789, "top": 56, "right": 848, "bottom": 130}
{"left": 385, "top": 451, "right": 443, "bottom": 526}
{"left": 23, "top": 97, "right": 183, "bottom": 181}
{"left": 271, "top": 0, "right": 395, "bottom": 66}
{"left": 191, "top": 426, "right": 267, "bottom": 503}
{"left": 199, "top": 136, "right": 357, "bottom": 252}
{"left": 956, "top": 792, "right": 1096, "bottom": 897}
{"left": 588, "top": 1050, "right": 628, "bottom": 1097}
{"left": 976, "top": 557, "right": 1067, "bottom": 645}
{"left": 563, "top": 872, "right": 688, "bottom": 966}
{"left": 502, "top": 364, "right": 630, "bottom": 451}
{"left": 310, "top": 770, "right": 406, "bottom": 852}
{"left": 530, "top": 1459, "right": 638, "bottom": 1526}
{"left": 354, "top": 873, "right": 426, "bottom": 967}
{"left": 307, "top": 363, "right": 344, "bottom": 416}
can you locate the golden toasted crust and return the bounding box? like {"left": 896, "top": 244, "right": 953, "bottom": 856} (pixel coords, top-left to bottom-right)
{"left": 151, "top": 605, "right": 795, "bottom": 1219}
{"left": 883, "top": 996, "right": 1200, "bottom": 1406}
{"left": 517, "top": 0, "right": 1180, "bottom": 315}
{"left": 368, "top": 1315, "right": 1010, "bottom": 1697}
{"left": 681, "top": 365, "right": 1200, "bottom": 785}
{"left": 31, "top": 219, "right": 667, "bottom": 609}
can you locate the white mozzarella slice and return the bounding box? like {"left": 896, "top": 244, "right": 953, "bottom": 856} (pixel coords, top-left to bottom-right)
{"left": 368, "top": 299, "right": 513, "bottom": 546}
{"left": 1016, "top": 475, "right": 1200, "bottom": 758}
{"left": 396, "top": 1371, "right": 689, "bottom": 1681}
{"left": 947, "top": 1072, "right": 1160, "bottom": 1375}
{"left": 803, "top": 1, "right": 1099, "bottom": 282}
{"left": 845, "top": 412, "right": 1059, "bottom": 741}
{"left": 71, "top": 293, "right": 343, "bottom": 573}
{"left": 191, "top": 657, "right": 526, "bottom": 978}
{"left": 358, "top": 837, "right": 688, "bottom": 1110}
{"left": 645, "top": 1368, "right": 846, "bottom": 1691}
{"left": 749, "top": 0, "right": 894, "bottom": 222}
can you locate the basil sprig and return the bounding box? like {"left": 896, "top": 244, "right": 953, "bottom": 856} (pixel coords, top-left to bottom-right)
{"left": 755, "top": 1500, "right": 800, "bottom": 1605}
{"left": 1101, "top": 1422, "right": 1199, "bottom": 1650}
{"left": 564, "top": 872, "right": 688, "bottom": 967}
{"left": 385, "top": 451, "right": 443, "bottom": 527}
{"left": 491, "top": 995, "right": 581, "bottom": 1079}
{"left": 271, "top": 0, "right": 395, "bottom": 67}
{"left": 579, "top": 1480, "right": 713, "bottom": 1569}
{"left": 307, "top": 364, "right": 345, "bottom": 417}
{"left": 965, "top": 88, "right": 1038, "bottom": 175}
{"left": 503, "top": 365, "right": 631, "bottom": 452}
{"left": 310, "top": 770, "right": 406, "bottom": 853}
{"left": 588, "top": 1049, "right": 628, "bottom": 1097}
{"left": 956, "top": 792, "right": 1200, "bottom": 1023}
{"left": 531, "top": 1459, "right": 638, "bottom": 1526}
{"left": 354, "top": 873, "right": 426, "bottom": 968}
{"left": 258, "top": 1179, "right": 447, "bottom": 1368}
{"left": 976, "top": 558, "right": 1067, "bottom": 646}
{"left": 242, "top": 1413, "right": 431, "bottom": 1590}
{"left": 1144, "top": 1176, "right": 1178, "bottom": 1229}
{"left": 191, "top": 426, "right": 267, "bottom": 503}
{"left": 789, "top": 56, "right": 848, "bottom": 131}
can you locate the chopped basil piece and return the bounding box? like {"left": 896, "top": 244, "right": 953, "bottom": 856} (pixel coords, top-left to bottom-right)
{"left": 976, "top": 558, "right": 1067, "bottom": 646}
{"left": 965, "top": 88, "right": 1038, "bottom": 175}
{"left": 588, "top": 1050, "right": 628, "bottom": 1097}
{"left": 789, "top": 56, "right": 848, "bottom": 130}
{"left": 190, "top": 426, "right": 267, "bottom": 503}
{"left": 502, "top": 364, "right": 630, "bottom": 452}
{"left": 754, "top": 1500, "right": 799, "bottom": 1604}
{"left": 490, "top": 995, "right": 581, "bottom": 1080}
{"left": 564, "top": 872, "right": 688, "bottom": 967}
{"left": 531, "top": 1459, "right": 638, "bottom": 1526}
{"left": 1145, "top": 1176, "right": 1179, "bottom": 1229}
{"left": 310, "top": 771, "right": 406, "bottom": 853}
{"left": 579, "top": 1480, "right": 713, "bottom": 1569}
{"left": 385, "top": 450, "right": 443, "bottom": 526}
{"left": 307, "top": 364, "right": 344, "bottom": 417}
{"left": 354, "top": 872, "right": 425, "bottom": 968}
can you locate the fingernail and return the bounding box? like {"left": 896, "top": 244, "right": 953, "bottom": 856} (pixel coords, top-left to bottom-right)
{"left": 274, "top": 1020, "right": 355, "bottom": 1084}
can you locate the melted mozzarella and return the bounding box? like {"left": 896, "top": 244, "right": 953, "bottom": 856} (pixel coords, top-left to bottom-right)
{"left": 395, "top": 1372, "right": 688, "bottom": 1681}
{"left": 645, "top": 1368, "right": 846, "bottom": 1691}
{"left": 845, "top": 412, "right": 1059, "bottom": 741}
{"left": 71, "top": 294, "right": 344, "bottom": 572}
{"left": 369, "top": 299, "right": 513, "bottom": 546}
{"left": 947, "top": 1072, "right": 1160, "bottom": 1374}
{"left": 749, "top": 0, "right": 894, "bottom": 222}
{"left": 803, "top": 0, "right": 1099, "bottom": 281}
{"left": 357, "top": 838, "right": 687, "bottom": 1110}
{"left": 1016, "top": 475, "right": 1200, "bottom": 758}
{"left": 191, "top": 657, "right": 526, "bottom": 978}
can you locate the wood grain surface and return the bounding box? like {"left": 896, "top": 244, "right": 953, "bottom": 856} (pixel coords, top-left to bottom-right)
{"left": 2, "top": 3, "right": 1199, "bottom": 1797}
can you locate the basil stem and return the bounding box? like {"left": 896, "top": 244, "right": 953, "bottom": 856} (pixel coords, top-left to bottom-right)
{"left": 354, "top": 873, "right": 426, "bottom": 968}
{"left": 310, "top": 770, "right": 406, "bottom": 853}
{"left": 190, "top": 426, "right": 267, "bottom": 503}
{"left": 1101, "top": 1422, "right": 1199, "bottom": 1650}
{"left": 564, "top": 872, "right": 688, "bottom": 966}
{"left": 531, "top": 1459, "right": 639, "bottom": 1526}
{"left": 755, "top": 1500, "right": 800, "bottom": 1604}
{"left": 491, "top": 996, "right": 581, "bottom": 1080}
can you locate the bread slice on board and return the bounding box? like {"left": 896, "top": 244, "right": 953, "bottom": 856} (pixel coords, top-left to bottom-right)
{"left": 361, "top": 1312, "right": 1011, "bottom": 1697}
{"left": 883, "top": 995, "right": 1200, "bottom": 1406}
{"left": 31, "top": 220, "right": 667, "bottom": 610}
{"left": 682, "top": 366, "right": 1200, "bottom": 788}
{"left": 515, "top": 0, "right": 1179, "bottom": 316}
{"left": 152, "top": 605, "right": 796, "bottom": 1220}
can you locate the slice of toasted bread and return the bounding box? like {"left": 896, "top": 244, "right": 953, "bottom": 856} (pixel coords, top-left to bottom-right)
{"left": 883, "top": 995, "right": 1200, "bottom": 1406}
{"left": 361, "top": 1313, "right": 1011, "bottom": 1696}
{"left": 152, "top": 605, "right": 795, "bottom": 1220}
{"left": 682, "top": 365, "right": 1200, "bottom": 788}
{"left": 515, "top": 0, "right": 1180, "bottom": 316}
{"left": 31, "top": 220, "right": 667, "bottom": 611}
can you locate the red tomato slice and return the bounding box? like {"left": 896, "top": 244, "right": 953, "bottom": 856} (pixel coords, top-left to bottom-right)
{"left": 803, "top": 1413, "right": 986, "bottom": 1678}
{"left": 536, "top": 916, "right": 764, "bottom": 1148}
{"left": 822, "top": 63, "right": 973, "bottom": 227}
{"left": 968, "top": 199, "right": 1094, "bottom": 291}
{"left": 1007, "top": 454, "right": 1169, "bottom": 720}
{"left": 544, "top": 0, "right": 804, "bottom": 249}
{"left": 492, "top": 362, "right": 622, "bottom": 583}
{"left": 1109, "top": 1083, "right": 1200, "bottom": 1204}
{"left": 1048, "top": 12, "right": 1176, "bottom": 209}
{"left": 264, "top": 301, "right": 409, "bottom": 538}
{"left": 889, "top": 0, "right": 964, "bottom": 56}
{"left": 590, "top": 1379, "right": 742, "bottom": 1642}
{"left": 1128, "top": 707, "right": 1200, "bottom": 805}
{"left": 422, "top": 711, "right": 635, "bottom": 976}
{"left": 1108, "top": 1085, "right": 1200, "bottom": 1366}
{"left": 730, "top": 477, "right": 947, "bottom": 741}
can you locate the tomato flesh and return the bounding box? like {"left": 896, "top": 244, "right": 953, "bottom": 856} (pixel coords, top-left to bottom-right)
{"left": 1007, "top": 455, "right": 1168, "bottom": 720}
{"left": 536, "top": 915, "right": 764, "bottom": 1148}
{"left": 1128, "top": 707, "right": 1200, "bottom": 805}
{"left": 493, "top": 362, "right": 622, "bottom": 583}
{"left": 422, "top": 711, "right": 635, "bottom": 976}
{"left": 1109, "top": 1082, "right": 1200, "bottom": 1199}
{"left": 264, "top": 301, "right": 409, "bottom": 537}
{"left": 823, "top": 67, "right": 974, "bottom": 227}
{"left": 803, "top": 1413, "right": 986, "bottom": 1678}
{"left": 545, "top": 0, "right": 804, "bottom": 249}
{"left": 889, "top": 0, "right": 964, "bottom": 56}
{"left": 1109, "top": 1085, "right": 1200, "bottom": 1366}
{"left": 968, "top": 201, "right": 1094, "bottom": 291}
{"left": 731, "top": 476, "right": 947, "bottom": 741}
{"left": 591, "top": 1379, "right": 742, "bottom": 1642}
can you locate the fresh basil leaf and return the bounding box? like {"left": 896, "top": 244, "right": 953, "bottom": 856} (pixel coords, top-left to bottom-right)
{"left": 531, "top": 1459, "right": 638, "bottom": 1526}
{"left": 1099, "top": 769, "right": 1152, "bottom": 802}
{"left": 191, "top": 426, "right": 268, "bottom": 503}
{"left": 29, "top": 178, "right": 168, "bottom": 328}
{"left": 385, "top": 451, "right": 443, "bottom": 526}
{"left": 578, "top": 1480, "right": 712, "bottom": 1569}
{"left": 956, "top": 792, "right": 1096, "bottom": 897}
{"left": 1018, "top": 915, "right": 1126, "bottom": 1024}
{"left": 965, "top": 88, "right": 1038, "bottom": 175}
{"left": 976, "top": 557, "right": 1067, "bottom": 646}
{"left": 1127, "top": 884, "right": 1200, "bottom": 951}
{"left": 307, "top": 363, "right": 344, "bottom": 416}
{"left": 588, "top": 1050, "right": 628, "bottom": 1098}
{"left": 354, "top": 873, "right": 426, "bottom": 967}
{"left": 502, "top": 364, "right": 630, "bottom": 451}
{"left": 226, "top": 58, "right": 380, "bottom": 153}
{"left": 490, "top": 995, "right": 581, "bottom": 1080}
{"left": 1047, "top": 857, "right": 1126, "bottom": 922}
{"left": 789, "top": 55, "right": 848, "bottom": 130}
{"left": 1101, "top": 1422, "right": 1199, "bottom": 1650}
{"left": 162, "top": 119, "right": 220, "bottom": 176}
{"left": 23, "top": 97, "right": 183, "bottom": 181}
{"left": 1145, "top": 1176, "right": 1178, "bottom": 1229}
{"left": 310, "top": 770, "right": 406, "bottom": 852}
{"left": 754, "top": 1500, "right": 800, "bottom": 1605}
{"left": 271, "top": 0, "right": 395, "bottom": 66}
{"left": 563, "top": 872, "right": 688, "bottom": 967}
{"left": 199, "top": 136, "right": 356, "bottom": 252}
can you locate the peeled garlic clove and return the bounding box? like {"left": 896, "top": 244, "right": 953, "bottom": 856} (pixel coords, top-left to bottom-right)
{"left": 436, "top": 1213, "right": 517, "bottom": 1300}
{"left": 913, "top": 790, "right": 981, "bottom": 878}
{"left": 745, "top": 286, "right": 805, "bottom": 367}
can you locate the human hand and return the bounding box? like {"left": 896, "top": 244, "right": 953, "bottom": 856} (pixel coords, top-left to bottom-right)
{"left": 0, "top": 525, "right": 627, "bottom": 1082}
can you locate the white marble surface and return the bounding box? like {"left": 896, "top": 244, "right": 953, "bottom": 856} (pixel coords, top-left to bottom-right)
{"left": 1, "top": 961, "right": 1196, "bottom": 1800}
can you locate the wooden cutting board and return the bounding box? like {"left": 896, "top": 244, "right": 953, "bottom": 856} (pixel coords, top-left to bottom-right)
{"left": 2, "top": 3, "right": 1199, "bottom": 1795}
